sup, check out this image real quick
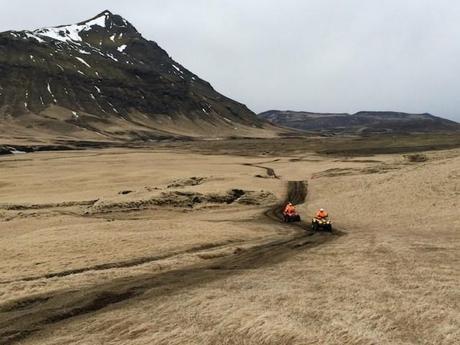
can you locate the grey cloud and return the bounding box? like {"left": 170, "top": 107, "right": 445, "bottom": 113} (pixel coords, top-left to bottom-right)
{"left": 1, "top": 0, "right": 459, "bottom": 121}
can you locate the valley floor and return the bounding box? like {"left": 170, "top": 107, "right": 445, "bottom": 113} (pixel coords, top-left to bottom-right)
{"left": 0, "top": 145, "right": 459, "bottom": 344}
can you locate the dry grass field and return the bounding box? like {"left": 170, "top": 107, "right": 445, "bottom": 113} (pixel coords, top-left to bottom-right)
{"left": 0, "top": 141, "right": 459, "bottom": 344}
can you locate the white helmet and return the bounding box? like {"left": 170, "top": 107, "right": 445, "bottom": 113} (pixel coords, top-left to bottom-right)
{"left": 320, "top": 208, "right": 324, "bottom": 211}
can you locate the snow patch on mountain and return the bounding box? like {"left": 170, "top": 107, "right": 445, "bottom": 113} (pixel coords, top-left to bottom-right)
{"left": 33, "top": 13, "right": 108, "bottom": 43}
{"left": 172, "top": 65, "right": 184, "bottom": 74}
{"left": 75, "top": 57, "right": 91, "bottom": 68}
{"left": 25, "top": 32, "right": 45, "bottom": 43}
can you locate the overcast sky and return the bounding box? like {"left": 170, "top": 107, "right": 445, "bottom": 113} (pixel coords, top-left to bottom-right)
{"left": 2, "top": 0, "right": 460, "bottom": 121}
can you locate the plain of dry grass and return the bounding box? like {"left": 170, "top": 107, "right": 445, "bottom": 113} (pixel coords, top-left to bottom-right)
{"left": 0, "top": 145, "right": 459, "bottom": 344}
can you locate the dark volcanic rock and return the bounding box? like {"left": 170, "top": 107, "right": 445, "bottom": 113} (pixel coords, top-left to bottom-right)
{"left": 0, "top": 146, "right": 12, "bottom": 155}
{"left": 0, "top": 10, "right": 264, "bottom": 140}
{"left": 259, "top": 110, "right": 460, "bottom": 134}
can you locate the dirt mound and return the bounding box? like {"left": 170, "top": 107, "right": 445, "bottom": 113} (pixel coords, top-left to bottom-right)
{"left": 312, "top": 165, "right": 401, "bottom": 178}
{"left": 89, "top": 189, "right": 276, "bottom": 214}
{"left": 0, "top": 200, "right": 98, "bottom": 211}
{"left": 167, "top": 177, "right": 206, "bottom": 188}
{"left": 404, "top": 153, "right": 428, "bottom": 162}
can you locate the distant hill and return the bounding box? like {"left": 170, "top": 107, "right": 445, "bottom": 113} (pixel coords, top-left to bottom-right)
{"left": 258, "top": 110, "right": 460, "bottom": 134}
{"left": 0, "top": 10, "right": 272, "bottom": 144}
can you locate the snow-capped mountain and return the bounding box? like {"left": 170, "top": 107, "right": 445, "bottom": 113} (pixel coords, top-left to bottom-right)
{"left": 0, "top": 11, "right": 266, "bottom": 142}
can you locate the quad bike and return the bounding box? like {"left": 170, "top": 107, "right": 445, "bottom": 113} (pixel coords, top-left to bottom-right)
{"left": 312, "top": 217, "right": 332, "bottom": 232}
{"left": 283, "top": 212, "right": 301, "bottom": 223}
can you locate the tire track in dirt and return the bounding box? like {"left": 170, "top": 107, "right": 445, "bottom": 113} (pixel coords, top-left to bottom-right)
{"left": 242, "top": 162, "right": 279, "bottom": 178}
{"left": 0, "top": 174, "right": 341, "bottom": 344}
{"left": 0, "top": 200, "right": 98, "bottom": 211}
{"left": 0, "top": 240, "right": 246, "bottom": 285}
{"left": 0, "top": 170, "right": 280, "bottom": 285}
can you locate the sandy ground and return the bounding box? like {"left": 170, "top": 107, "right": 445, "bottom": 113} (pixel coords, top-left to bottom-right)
{"left": 0, "top": 146, "right": 459, "bottom": 344}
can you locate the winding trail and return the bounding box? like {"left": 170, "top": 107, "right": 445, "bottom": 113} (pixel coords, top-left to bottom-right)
{"left": 0, "top": 175, "right": 340, "bottom": 345}
{"left": 0, "top": 240, "right": 246, "bottom": 285}
{"left": 242, "top": 162, "right": 279, "bottom": 178}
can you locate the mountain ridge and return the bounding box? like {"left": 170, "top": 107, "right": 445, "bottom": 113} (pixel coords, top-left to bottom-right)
{"left": 0, "top": 11, "right": 272, "bottom": 144}
{"left": 258, "top": 110, "right": 460, "bottom": 134}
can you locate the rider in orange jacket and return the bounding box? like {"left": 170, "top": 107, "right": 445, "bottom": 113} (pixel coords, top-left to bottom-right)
{"left": 315, "top": 208, "right": 328, "bottom": 219}
{"left": 284, "top": 202, "right": 296, "bottom": 216}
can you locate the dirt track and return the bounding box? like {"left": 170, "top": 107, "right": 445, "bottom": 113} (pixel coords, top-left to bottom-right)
{"left": 242, "top": 162, "right": 280, "bottom": 179}
{"left": 0, "top": 178, "right": 340, "bottom": 345}
{"left": 2, "top": 147, "right": 459, "bottom": 344}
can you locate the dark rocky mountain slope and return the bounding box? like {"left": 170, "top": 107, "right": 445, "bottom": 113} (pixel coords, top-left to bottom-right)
{"left": 259, "top": 110, "right": 460, "bottom": 134}
{"left": 0, "top": 11, "right": 270, "bottom": 144}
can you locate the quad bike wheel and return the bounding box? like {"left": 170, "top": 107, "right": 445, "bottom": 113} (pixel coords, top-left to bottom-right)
{"left": 311, "top": 221, "right": 318, "bottom": 231}
{"left": 284, "top": 214, "right": 301, "bottom": 223}
{"left": 312, "top": 220, "right": 332, "bottom": 232}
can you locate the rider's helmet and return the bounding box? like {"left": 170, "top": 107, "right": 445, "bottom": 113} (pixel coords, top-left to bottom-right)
{"left": 320, "top": 208, "right": 324, "bottom": 211}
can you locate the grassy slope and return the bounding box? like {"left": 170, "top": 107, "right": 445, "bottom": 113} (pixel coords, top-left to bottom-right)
{"left": 0, "top": 141, "right": 459, "bottom": 344}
